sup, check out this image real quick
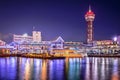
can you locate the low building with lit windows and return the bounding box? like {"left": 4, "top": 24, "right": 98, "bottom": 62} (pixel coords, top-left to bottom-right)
{"left": 84, "top": 40, "right": 120, "bottom": 54}
{"left": 13, "top": 30, "right": 42, "bottom": 43}
{"left": 93, "top": 40, "right": 118, "bottom": 48}
{"left": 13, "top": 34, "right": 33, "bottom": 43}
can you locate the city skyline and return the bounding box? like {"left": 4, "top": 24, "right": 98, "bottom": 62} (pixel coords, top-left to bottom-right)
{"left": 0, "top": 0, "right": 120, "bottom": 43}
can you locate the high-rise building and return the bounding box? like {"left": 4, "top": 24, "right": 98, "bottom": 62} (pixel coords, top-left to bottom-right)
{"left": 85, "top": 6, "right": 95, "bottom": 44}
{"left": 32, "top": 31, "right": 42, "bottom": 42}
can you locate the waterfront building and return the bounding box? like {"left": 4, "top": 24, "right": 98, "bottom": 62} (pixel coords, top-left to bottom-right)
{"left": 11, "top": 34, "right": 65, "bottom": 53}
{"left": 0, "top": 40, "right": 14, "bottom": 54}
{"left": 93, "top": 40, "right": 117, "bottom": 47}
{"left": 11, "top": 32, "right": 87, "bottom": 54}
{"left": 87, "top": 40, "right": 119, "bottom": 54}
{"left": 12, "top": 31, "right": 42, "bottom": 53}
{"left": 50, "top": 36, "right": 64, "bottom": 50}
{"left": 13, "top": 30, "right": 42, "bottom": 43}
{"left": 64, "top": 41, "right": 83, "bottom": 53}
{"left": 13, "top": 33, "right": 33, "bottom": 43}
{"left": 85, "top": 6, "right": 95, "bottom": 44}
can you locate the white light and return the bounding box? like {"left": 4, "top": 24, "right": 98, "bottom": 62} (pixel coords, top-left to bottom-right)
{"left": 113, "top": 37, "right": 117, "bottom": 41}
{"left": 23, "top": 33, "right": 28, "bottom": 37}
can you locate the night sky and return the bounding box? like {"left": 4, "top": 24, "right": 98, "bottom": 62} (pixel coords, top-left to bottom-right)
{"left": 0, "top": 0, "right": 120, "bottom": 43}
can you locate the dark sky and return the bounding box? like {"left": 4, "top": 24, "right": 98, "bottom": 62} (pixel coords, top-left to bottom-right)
{"left": 0, "top": 0, "right": 120, "bottom": 42}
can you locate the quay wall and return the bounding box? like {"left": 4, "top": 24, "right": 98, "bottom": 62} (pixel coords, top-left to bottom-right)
{"left": 87, "top": 54, "right": 120, "bottom": 57}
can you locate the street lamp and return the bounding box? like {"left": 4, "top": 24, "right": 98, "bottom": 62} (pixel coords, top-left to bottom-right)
{"left": 113, "top": 37, "right": 118, "bottom": 54}
{"left": 113, "top": 37, "right": 117, "bottom": 42}
{"left": 113, "top": 37, "right": 118, "bottom": 45}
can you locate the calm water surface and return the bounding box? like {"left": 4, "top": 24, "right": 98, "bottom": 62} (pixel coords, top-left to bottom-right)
{"left": 0, "top": 57, "right": 120, "bottom": 80}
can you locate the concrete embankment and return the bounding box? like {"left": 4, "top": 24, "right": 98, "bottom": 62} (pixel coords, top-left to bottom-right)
{"left": 0, "top": 53, "right": 83, "bottom": 59}
{"left": 0, "top": 54, "right": 17, "bottom": 57}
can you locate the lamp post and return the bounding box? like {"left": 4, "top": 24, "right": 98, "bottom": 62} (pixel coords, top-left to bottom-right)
{"left": 113, "top": 37, "right": 118, "bottom": 54}
{"left": 113, "top": 37, "right": 118, "bottom": 47}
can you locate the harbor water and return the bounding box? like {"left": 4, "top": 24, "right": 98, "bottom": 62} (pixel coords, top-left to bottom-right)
{"left": 0, "top": 57, "right": 120, "bottom": 80}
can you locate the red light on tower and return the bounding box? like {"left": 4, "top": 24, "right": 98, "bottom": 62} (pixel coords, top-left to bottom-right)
{"left": 85, "top": 5, "right": 95, "bottom": 44}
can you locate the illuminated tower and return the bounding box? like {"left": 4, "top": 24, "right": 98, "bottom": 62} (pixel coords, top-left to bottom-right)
{"left": 32, "top": 31, "right": 42, "bottom": 42}
{"left": 85, "top": 6, "right": 95, "bottom": 44}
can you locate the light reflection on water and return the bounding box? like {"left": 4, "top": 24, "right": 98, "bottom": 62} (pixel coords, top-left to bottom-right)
{"left": 0, "top": 57, "right": 120, "bottom": 80}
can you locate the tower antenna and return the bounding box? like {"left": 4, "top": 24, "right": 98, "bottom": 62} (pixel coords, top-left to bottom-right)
{"left": 89, "top": 5, "right": 91, "bottom": 12}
